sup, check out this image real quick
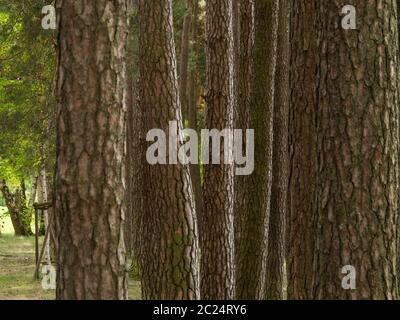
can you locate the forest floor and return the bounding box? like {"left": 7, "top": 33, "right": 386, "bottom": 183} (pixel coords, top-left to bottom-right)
{"left": 0, "top": 210, "right": 141, "bottom": 300}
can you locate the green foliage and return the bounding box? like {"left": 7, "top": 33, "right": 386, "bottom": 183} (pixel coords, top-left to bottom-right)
{"left": 0, "top": 0, "right": 56, "bottom": 185}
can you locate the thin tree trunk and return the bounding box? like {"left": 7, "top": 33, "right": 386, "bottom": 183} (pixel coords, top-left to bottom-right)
{"left": 266, "top": 0, "right": 290, "bottom": 300}
{"left": 138, "top": 0, "right": 200, "bottom": 300}
{"left": 234, "top": 0, "right": 254, "bottom": 286}
{"left": 200, "top": 0, "right": 235, "bottom": 300}
{"left": 235, "top": 0, "right": 279, "bottom": 300}
{"left": 287, "top": 0, "right": 318, "bottom": 300}
{"left": 55, "top": 0, "right": 128, "bottom": 300}
{"left": 313, "top": 0, "right": 399, "bottom": 300}
{"left": 41, "top": 167, "right": 51, "bottom": 265}
{"left": 179, "top": 0, "right": 193, "bottom": 121}
{"left": 188, "top": 0, "right": 203, "bottom": 221}
{"left": 28, "top": 173, "right": 39, "bottom": 207}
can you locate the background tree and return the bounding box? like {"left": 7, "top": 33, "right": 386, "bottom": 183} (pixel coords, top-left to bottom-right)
{"left": 55, "top": 0, "right": 129, "bottom": 300}
{"left": 0, "top": 0, "right": 56, "bottom": 237}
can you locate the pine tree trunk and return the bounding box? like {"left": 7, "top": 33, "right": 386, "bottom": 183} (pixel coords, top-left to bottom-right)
{"left": 235, "top": 0, "right": 279, "bottom": 300}
{"left": 55, "top": 0, "right": 129, "bottom": 300}
{"left": 287, "top": 0, "right": 318, "bottom": 300}
{"left": 266, "top": 0, "right": 290, "bottom": 300}
{"left": 313, "top": 0, "right": 399, "bottom": 300}
{"left": 200, "top": 0, "right": 235, "bottom": 300}
{"left": 179, "top": 0, "right": 193, "bottom": 121}
{"left": 234, "top": 0, "right": 254, "bottom": 289}
{"left": 187, "top": 0, "right": 203, "bottom": 220}
{"left": 138, "top": 0, "right": 200, "bottom": 300}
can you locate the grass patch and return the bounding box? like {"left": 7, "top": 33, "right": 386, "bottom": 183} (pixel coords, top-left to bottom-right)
{"left": 0, "top": 233, "right": 141, "bottom": 300}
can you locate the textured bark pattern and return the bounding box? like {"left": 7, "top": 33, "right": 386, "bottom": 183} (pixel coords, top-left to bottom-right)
{"left": 236, "top": 0, "right": 279, "bottom": 300}
{"left": 313, "top": 0, "right": 399, "bottom": 300}
{"left": 233, "top": 0, "right": 254, "bottom": 285}
{"left": 55, "top": 0, "right": 128, "bottom": 300}
{"left": 201, "top": 0, "right": 235, "bottom": 300}
{"left": 287, "top": 0, "right": 318, "bottom": 300}
{"left": 266, "top": 0, "right": 290, "bottom": 300}
{"left": 138, "top": 0, "right": 200, "bottom": 300}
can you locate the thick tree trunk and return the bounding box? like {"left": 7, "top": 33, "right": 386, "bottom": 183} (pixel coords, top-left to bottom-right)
{"left": 138, "top": 0, "right": 200, "bottom": 300}
{"left": 234, "top": 0, "right": 254, "bottom": 288}
{"left": 235, "top": 0, "right": 279, "bottom": 300}
{"left": 312, "top": 0, "right": 399, "bottom": 300}
{"left": 287, "top": 0, "right": 318, "bottom": 300}
{"left": 200, "top": 0, "right": 235, "bottom": 300}
{"left": 266, "top": 0, "right": 290, "bottom": 300}
{"left": 55, "top": 0, "right": 128, "bottom": 300}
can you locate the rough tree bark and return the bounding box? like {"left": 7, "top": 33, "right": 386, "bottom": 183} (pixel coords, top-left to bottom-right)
{"left": 55, "top": 0, "right": 129, "bottom": 300}
{"left": 287, "top": 0, "right": 318, "bottom": 300}
{"left": 235, "top": 0, "right": 279, "bottom": 300}
{"left": 234, "top": 0, "right": 254, "bottom": 290}
{"left": 200, "top": 0, "right": 235, "bottom": 300}
{"left": 313, "top": 0, "right": 399, "bottom": 300}
{"left": 266, "top": 0, "right": 290, "bottom": 300}
{"left": 138, "top": 0, "right": 200, "bottom": 300}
